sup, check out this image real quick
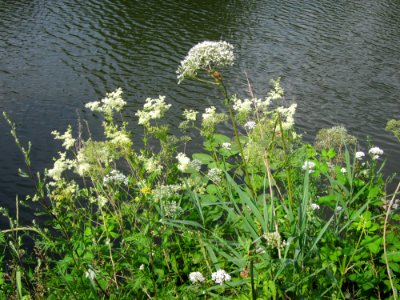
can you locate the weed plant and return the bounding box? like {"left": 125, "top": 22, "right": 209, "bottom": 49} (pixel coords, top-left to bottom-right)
{"left": 0, "top": 41, "right": 399, "bottom": 299}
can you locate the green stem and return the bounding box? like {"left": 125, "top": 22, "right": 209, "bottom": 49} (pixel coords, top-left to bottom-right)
{"left": 218, "top": 83, "right": 255, "bottom": 197}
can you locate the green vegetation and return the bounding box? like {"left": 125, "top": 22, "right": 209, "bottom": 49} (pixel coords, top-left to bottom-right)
{"left": 0, "top": 41, "right": 399, "bottom": 299}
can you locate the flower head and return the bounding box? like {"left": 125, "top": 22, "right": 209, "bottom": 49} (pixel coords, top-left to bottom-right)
{"left": 85, "top": 88, "right": 126, "bottom": 115}
{"left": 189, "top": 271, "right": 205, "bottom": 284}
{"left": 135, "top": 96, "right": 171, "bottom": 126}
{"left": 211, "top": 269, "right": 231, "bottom": 284}
{"left": 177, "top": 41, "right": 234, "bottom": 83}
{"left": 369, "top": 146, "right": 384, "bottom": 160}
{"left": 355, "top": 151, "right": 365, "bottom": 160}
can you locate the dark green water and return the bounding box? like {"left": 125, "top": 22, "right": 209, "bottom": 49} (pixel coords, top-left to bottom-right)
{"left": 1, "top": 0, "right": 399, "bottom": 222}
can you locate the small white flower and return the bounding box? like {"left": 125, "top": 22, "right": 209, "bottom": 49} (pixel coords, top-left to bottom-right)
{"left": 189, "top": 271, "right": 205, "bottom": 284}
{"left": 222, "top": 142, "right": 231, "bottom": 150}
{"left": 244, "top": 121, "right": 256, "bottom": 130}
{"left": 211, "top": 269, "right": 231, "bottom": 284}
{"left": 139, "top": 264, "right": 145, "bottom": 271}
{"left": 355, "top": 151, "right": 365, "bottom": 160}
{"left": 369, "top": 147, "right": 384, "bottom": 160}
{"left": 311, "top": 203, "right": 320, "bottom": 210}
{"left": 336, "top": 206, "right": 343, "bottom": 212}
{"left": 302, "top": 161, "right": 316, "bottom": 173}
{"left": 340, "top": 167, "right": 347, "bottom": 174}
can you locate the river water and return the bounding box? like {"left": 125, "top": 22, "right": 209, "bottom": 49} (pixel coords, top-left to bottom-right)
{"left": 1, "top": 0, "right": 399, "bottom": 222}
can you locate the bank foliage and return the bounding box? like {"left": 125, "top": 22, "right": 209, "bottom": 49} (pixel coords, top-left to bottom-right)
{"left": 1, "top": 41, "right": 399, "bottom": 299}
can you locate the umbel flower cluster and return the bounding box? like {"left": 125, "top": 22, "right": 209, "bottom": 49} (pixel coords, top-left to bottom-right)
{"left": 177, "top": 41, "right": 234, "bottom": 83}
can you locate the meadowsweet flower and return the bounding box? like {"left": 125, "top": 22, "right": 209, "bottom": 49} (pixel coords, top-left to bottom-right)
{"left": 340, "top": 167, "right": 347, "bottom": 174}
{"left": 232, "top": 97, "right": 253, "bottom": 114}
{"left": 369, "top": 146, "right": 384, "bottom": 160}
{"left": 311, "top": 203, "right": 320, "bottom": 210}
{"left": 177, "top": 41, "right": 234, "bottom": 83}
{"left": 355, "top": 151, "right": 365, "bottom": 160}
{"left": 244, "top": 121, "right": 256, "bottom": 130}
{"left": 183, "top": 109, "right": 198, "bottom": 121}
{"left": 189, "top": 271, "right": 205, "bottom": 284}
{"left": 47, "top": 152, "right": 74, "bottom": 181}
{"left": 139, "top": 264, "right": 145, "bottom": 271}
{"left": 211, "top": 269, "right": 231, "bottom": 284}
{"left": 222, "top": 142, "right": 231, "bottom": 150}
{"left": 52, "top": 126, "right": 76, "bottom": 150}
{"left": 302, "top": 161, "right": 316, "bottom": 173}
{"left": 176, "top": 153, "right": 191, "bottom": 172}
{"left": 135, "top": 96, "right": 171, "bottom": 126}
{"left": 85, "top": 88, "right": 126, "bottom": 115}
{"left": 276, "top": 103, "right": 297, "bottom": 130}
{"left": 103, "top": 170, "right": 129, "bottom": 185}
{"left": 336, "top": 206, "right": 343, "bottom": 212}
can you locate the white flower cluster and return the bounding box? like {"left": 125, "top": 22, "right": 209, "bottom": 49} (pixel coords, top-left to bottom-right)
{"left": 189, "top": 271, "right": 205, "bottom": 284}
{"left": 176, "top": 153, "right": 201, "bottom": 172}
{"left": 47, "top": 152, "right": 74, "bottom": 181}
{"left": 201, "top": 106, "right": 227, "bottom": 134}
{"left": 85, "top": 88, "right": 126, "bottom": 115}
{"left": 302, "top": 161, "right": 316, "bottom": 173}
{"left": 52, "top": 126, "right": 76, "bottom": 150}
{"left": 103, "top": 170, "right": 129, "bottom": 185}
{"left": 276, "top": 103, "right": 297, "bottom": 130}
{"left": 232, "top": 97, "right": 253, "bottom": 115}
{"left": 138, "top": 155, "right": 163, "bottom": 175}
{"left": 211, "top": 269, "right": 231, "bottom": 285}
{"left": 135, "top": 95, "right": 171, "bottom": 126}
{"left": 177, "top": 41, "right": 235, "bottom": 83}
{"left": 244, "top": 121, "right": 256, "bottom": 130}
{"left": 183, "top": 109, "right": 198, "bottom": 121}
{"left": 355, "top": 151, "right": 365, "bottom": 160}
{"left": 369, "top": 146, "right": 384, "bottom": 160}
{"left": 207, "top": 168, "right": 223, "bottom": 184}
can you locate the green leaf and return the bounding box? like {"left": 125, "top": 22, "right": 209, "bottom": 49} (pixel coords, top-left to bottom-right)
{"left": 361, "top": 235, "right": 382, "bottom": 254}
{"left": 192, "top": 153, "right": 214, "bottom": 164}
{"left": 213, "top": 134, "right": 230, "bottom": 144}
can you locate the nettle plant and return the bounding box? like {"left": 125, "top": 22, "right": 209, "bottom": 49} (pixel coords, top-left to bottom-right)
{"left": 0, "top": 41, "right": 399, "bottom": 299}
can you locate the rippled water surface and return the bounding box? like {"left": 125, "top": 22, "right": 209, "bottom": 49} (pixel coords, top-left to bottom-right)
{"left": 1, "top": 0, "right": 399, "bottom": 221}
